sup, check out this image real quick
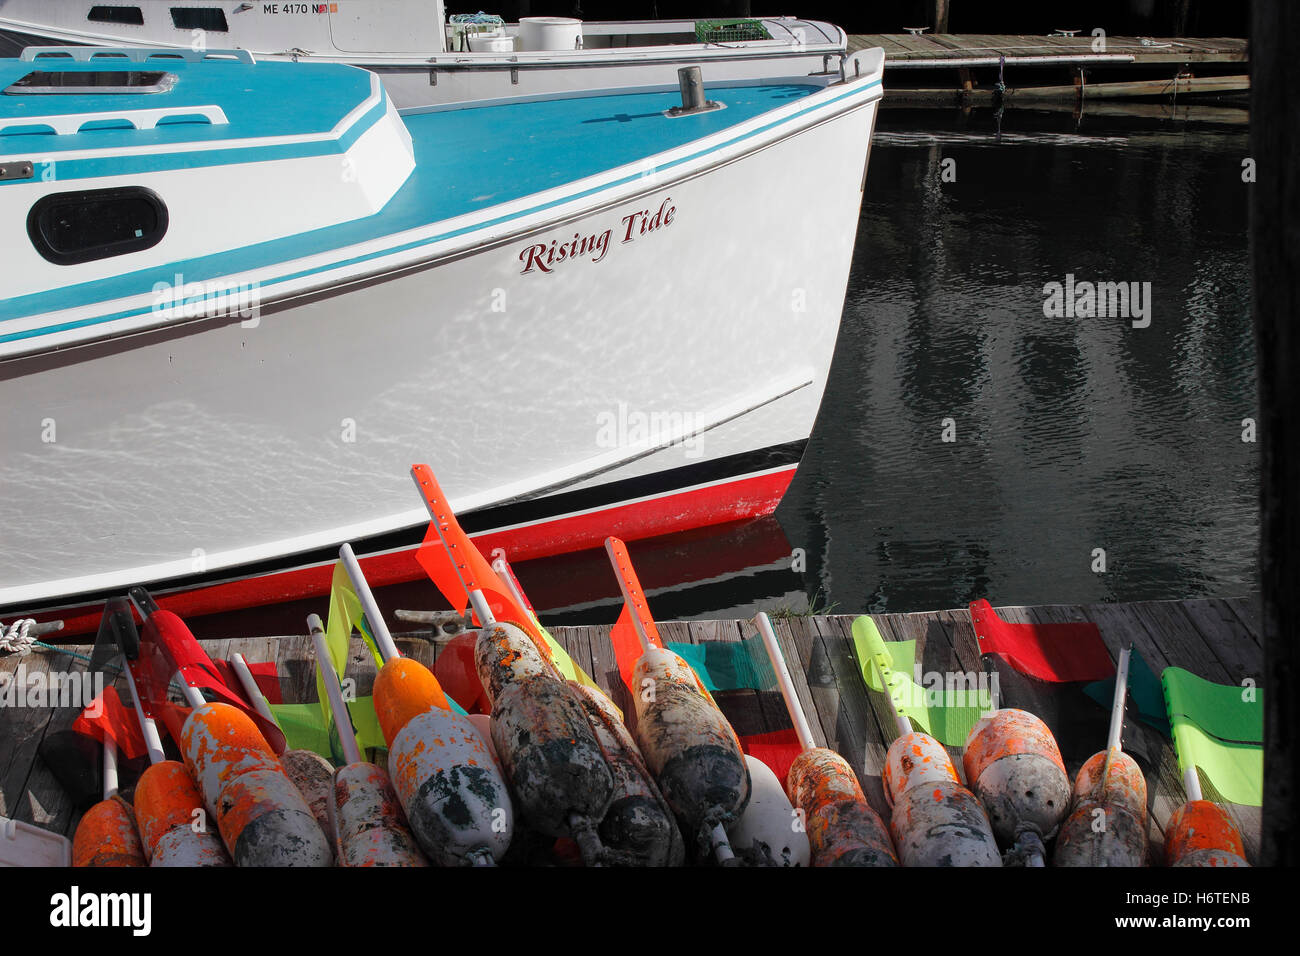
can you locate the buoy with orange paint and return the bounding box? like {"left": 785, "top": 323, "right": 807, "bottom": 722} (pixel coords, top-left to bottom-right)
{"left": 70, "top": 599, "right": 148, "bottom": 868}
{"left": 1054, "top": 646, "right": 1149, "bottom": 867}
{"left": 754, "top": 611, "right": 897, "bottom": 866}
{"left": 342, "top": 545, "right": 513, "bottom": 867}
{"left": 304, "top": 614, "right": 427, "bottom": 867}
{"left": 127, "top": 589, "right": 334, "bottom": 867}
{"left": 963, "top": 705, "right": 1071, "bottom": 865}
{"left": 1164, "top": 733, "right": 1249, "bottom": 867}
{"left": 228, "top": 651, "right": 335, "bottom": 838}
{"left": 103, "top": 597, "right": 232, "bottom": 867}
{"left": 70, "top": 732, "right": 146, "bottom": 868}
{"left": 605, "top": 538, "right": 750, "bottom": 864}
{"left": 855, "top": 616, "right": 1001, "bottom": 867}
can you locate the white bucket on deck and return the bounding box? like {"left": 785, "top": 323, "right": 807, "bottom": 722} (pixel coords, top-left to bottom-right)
{"left": 519, "top": 17, "right": 583, "bottom": 52}
{"left": 468, "top": 33, "right": 516, "bottom": 53}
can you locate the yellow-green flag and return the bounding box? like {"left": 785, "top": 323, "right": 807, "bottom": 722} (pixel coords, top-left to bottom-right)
{"left": 851, "top": 614, "right": 990, "bottom": 746}
{"left": 318, "top": 560, "right": 385, "bottom": 731}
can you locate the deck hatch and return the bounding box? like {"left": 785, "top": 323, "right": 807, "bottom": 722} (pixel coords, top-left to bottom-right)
{"left": 4, "top": 70, "right": 176, "bottom": 95}
{"left": 27, "top": 186, "right": 168, "bottom": 265}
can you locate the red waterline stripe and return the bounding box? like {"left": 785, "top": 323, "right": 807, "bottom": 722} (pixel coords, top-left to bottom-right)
{"left": 35, "top": 467, "right": 796, "bottom": 636}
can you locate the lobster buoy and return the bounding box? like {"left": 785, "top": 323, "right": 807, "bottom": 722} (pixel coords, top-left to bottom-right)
{"left": 72, "top": 796, "right": 147, "bottom": 868}
{"left": 631, "top": 646, "right": 751, "bottom": 857}
{"left": 884, "top": 732, "right": 1002, "bottom": 867}
{"left": 488, "top": 674, "right": 613, "bottom": 862}
{"left": 1166, "top": 800, "right": 1249, "bottom": 867}
{"left": 963, "top": 709, "right": 1071, "bottom": 862}
{"left": 133, "top": 761, "right": 231, "bottom": 867}
{"left": 375, "top": 657, "right": 514, "bottom": 866}
{"left": 787, "top": 748, "right": 898, "bottom": 866}
{"left": 727, "top": 755, "right": 810, "bottom": 866}
{"left": 571, "top": 682, "right": 684, "bottom": 867}
{"left": 182, "top": 703, "right": 333, "bottom": 867}
{"left": 1053, "top": 748, "right": 1149, "bottom": 867}
{"left": 281, "top": 749, "right": 336, "bottom": 839}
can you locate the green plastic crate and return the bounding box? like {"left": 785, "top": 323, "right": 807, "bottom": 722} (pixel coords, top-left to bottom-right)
{"left": 695, "top": 18, "right": 771, "bottom": 44}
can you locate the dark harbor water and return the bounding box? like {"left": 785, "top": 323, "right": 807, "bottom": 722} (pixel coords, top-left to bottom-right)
{"left": 531, "top": 105, "right": 1258, "bottom": 625}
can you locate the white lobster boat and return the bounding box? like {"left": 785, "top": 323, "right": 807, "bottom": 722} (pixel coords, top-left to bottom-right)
{"left": 0, "top": 1, "right": 848, "bottom": 110}
{"left": 0, "top": 44, "right": 884, "bottom": 633}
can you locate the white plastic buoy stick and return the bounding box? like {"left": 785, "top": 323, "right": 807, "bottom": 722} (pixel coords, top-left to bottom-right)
{"left": 870, "top": 654, "right": 913, "bottom": 737}
{"left": 340, "top": 543, "right": 402, "bottom": 664}
{"left": 753, "top": 612, "right": 817, "bottom": 752}
{"left": 177, "top": 679, "right": 206, "bottom": 711}
{"left": 120, "top": 657, "right": 167, "bottom": 765}
{"left": 709, "top": 823, "right": 735, "bottom": 863}
{"left": 604, "top": 538, "right": 653, "bottom": 655}
{"left": 308, "top": 614, "right": 362, "bottom": 766}
{"left": 1107, "top": 645, "right": 1132, "bottom": 753}
{"left": 102, "top": 736, "right": 119, "bottom": 800}
{"left": 230, "top": 653, "right": 277, "bottom": 725}
{"left": 468, "top": 590, "right": 497, "bottom": 629}
{"left": 491, "top": 556, "right": 532, "bottom": 617}
{"left": 1183, "top": 766, "right": 1203, "bottom": 802}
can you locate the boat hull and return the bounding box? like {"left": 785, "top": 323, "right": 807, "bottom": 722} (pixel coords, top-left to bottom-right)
{"left": 0, "top": 80, "right": 880, "bottom": 631}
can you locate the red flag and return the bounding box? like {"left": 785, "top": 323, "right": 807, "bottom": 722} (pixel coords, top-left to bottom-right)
{"left": 212, "top": 659, "right": 282, "bottom": 705}
{"left": 740, "top": 728, "right": 803, "bottom": 786}
{"left": 969, "top": 599, "right": 1115, "bottom": 683}
{"left": 135, "top": 609, "right": 287, "bottom": 753}
{"left": 72, "top": 687, "right": 148, "bottom": 761}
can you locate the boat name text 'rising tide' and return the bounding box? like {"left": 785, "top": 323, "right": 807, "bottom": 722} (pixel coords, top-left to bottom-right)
{"left": 518, "top": 198, "right": 676, "bottom": 275}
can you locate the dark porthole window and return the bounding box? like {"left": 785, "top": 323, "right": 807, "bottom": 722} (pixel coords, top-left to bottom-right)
{"left": 27, "top": 187, "right": 168, "bottom": 265}
{"left": 88, "top": 6, "right": 145, "bottom": 26}
{"left": 170, "top": 8, "right": 229, "bottom": 32}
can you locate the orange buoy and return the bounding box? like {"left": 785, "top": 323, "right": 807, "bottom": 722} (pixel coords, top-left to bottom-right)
{"left": 134, "top": 761, "right": 231, "bottom": 867}
{"left": 1166, "top": 800, "right": 1248, "bottom": 867}
{"left": 1054, "top": 646, "right": 1149, "bottom": 867}
{"left": 181, "top": 703, "right": 333, "bottom": 866}
{"left": 963, "top": 709, "right": 1071, "bottom": 862}
{"left": 72, "top": 795, "right": 146, "bottom": 868}
{"left": 339, "top": 545, "right": 513, "bottom": 866}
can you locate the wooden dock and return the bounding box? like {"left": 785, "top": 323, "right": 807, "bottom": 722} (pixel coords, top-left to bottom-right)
{"left": 0, "top": 596, "right": 1262, "bottom": 864}
{"left": 847, "top": 34, "right": 1249, "bottom": 106}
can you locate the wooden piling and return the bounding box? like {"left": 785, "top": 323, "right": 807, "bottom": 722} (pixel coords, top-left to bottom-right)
{"left": 1252, "top": 0, "right": 1299, "bottom": 867}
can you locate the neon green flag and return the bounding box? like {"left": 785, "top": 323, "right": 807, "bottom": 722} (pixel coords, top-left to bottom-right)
{"left": 851, "top": 615, "right": 990, "bottom": 746}
{"left": 270, "top": 698, "right": 388, "bottom": 761}
{"left": 1164, "top": 666, "right": 1263, "bottom": 806}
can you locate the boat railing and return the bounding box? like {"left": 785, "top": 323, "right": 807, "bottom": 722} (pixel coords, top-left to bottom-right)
{"left": 0, "top": 104, "right": 229, "bottom": 137}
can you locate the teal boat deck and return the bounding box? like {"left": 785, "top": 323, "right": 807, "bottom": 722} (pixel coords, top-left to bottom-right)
{"left": 1, "top": 595, "right": 1262, "bottom": 864}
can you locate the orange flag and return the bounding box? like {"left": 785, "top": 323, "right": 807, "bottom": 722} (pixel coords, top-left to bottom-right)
{"left": 411, "top": 464, "right": 555, "bottom": 668}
